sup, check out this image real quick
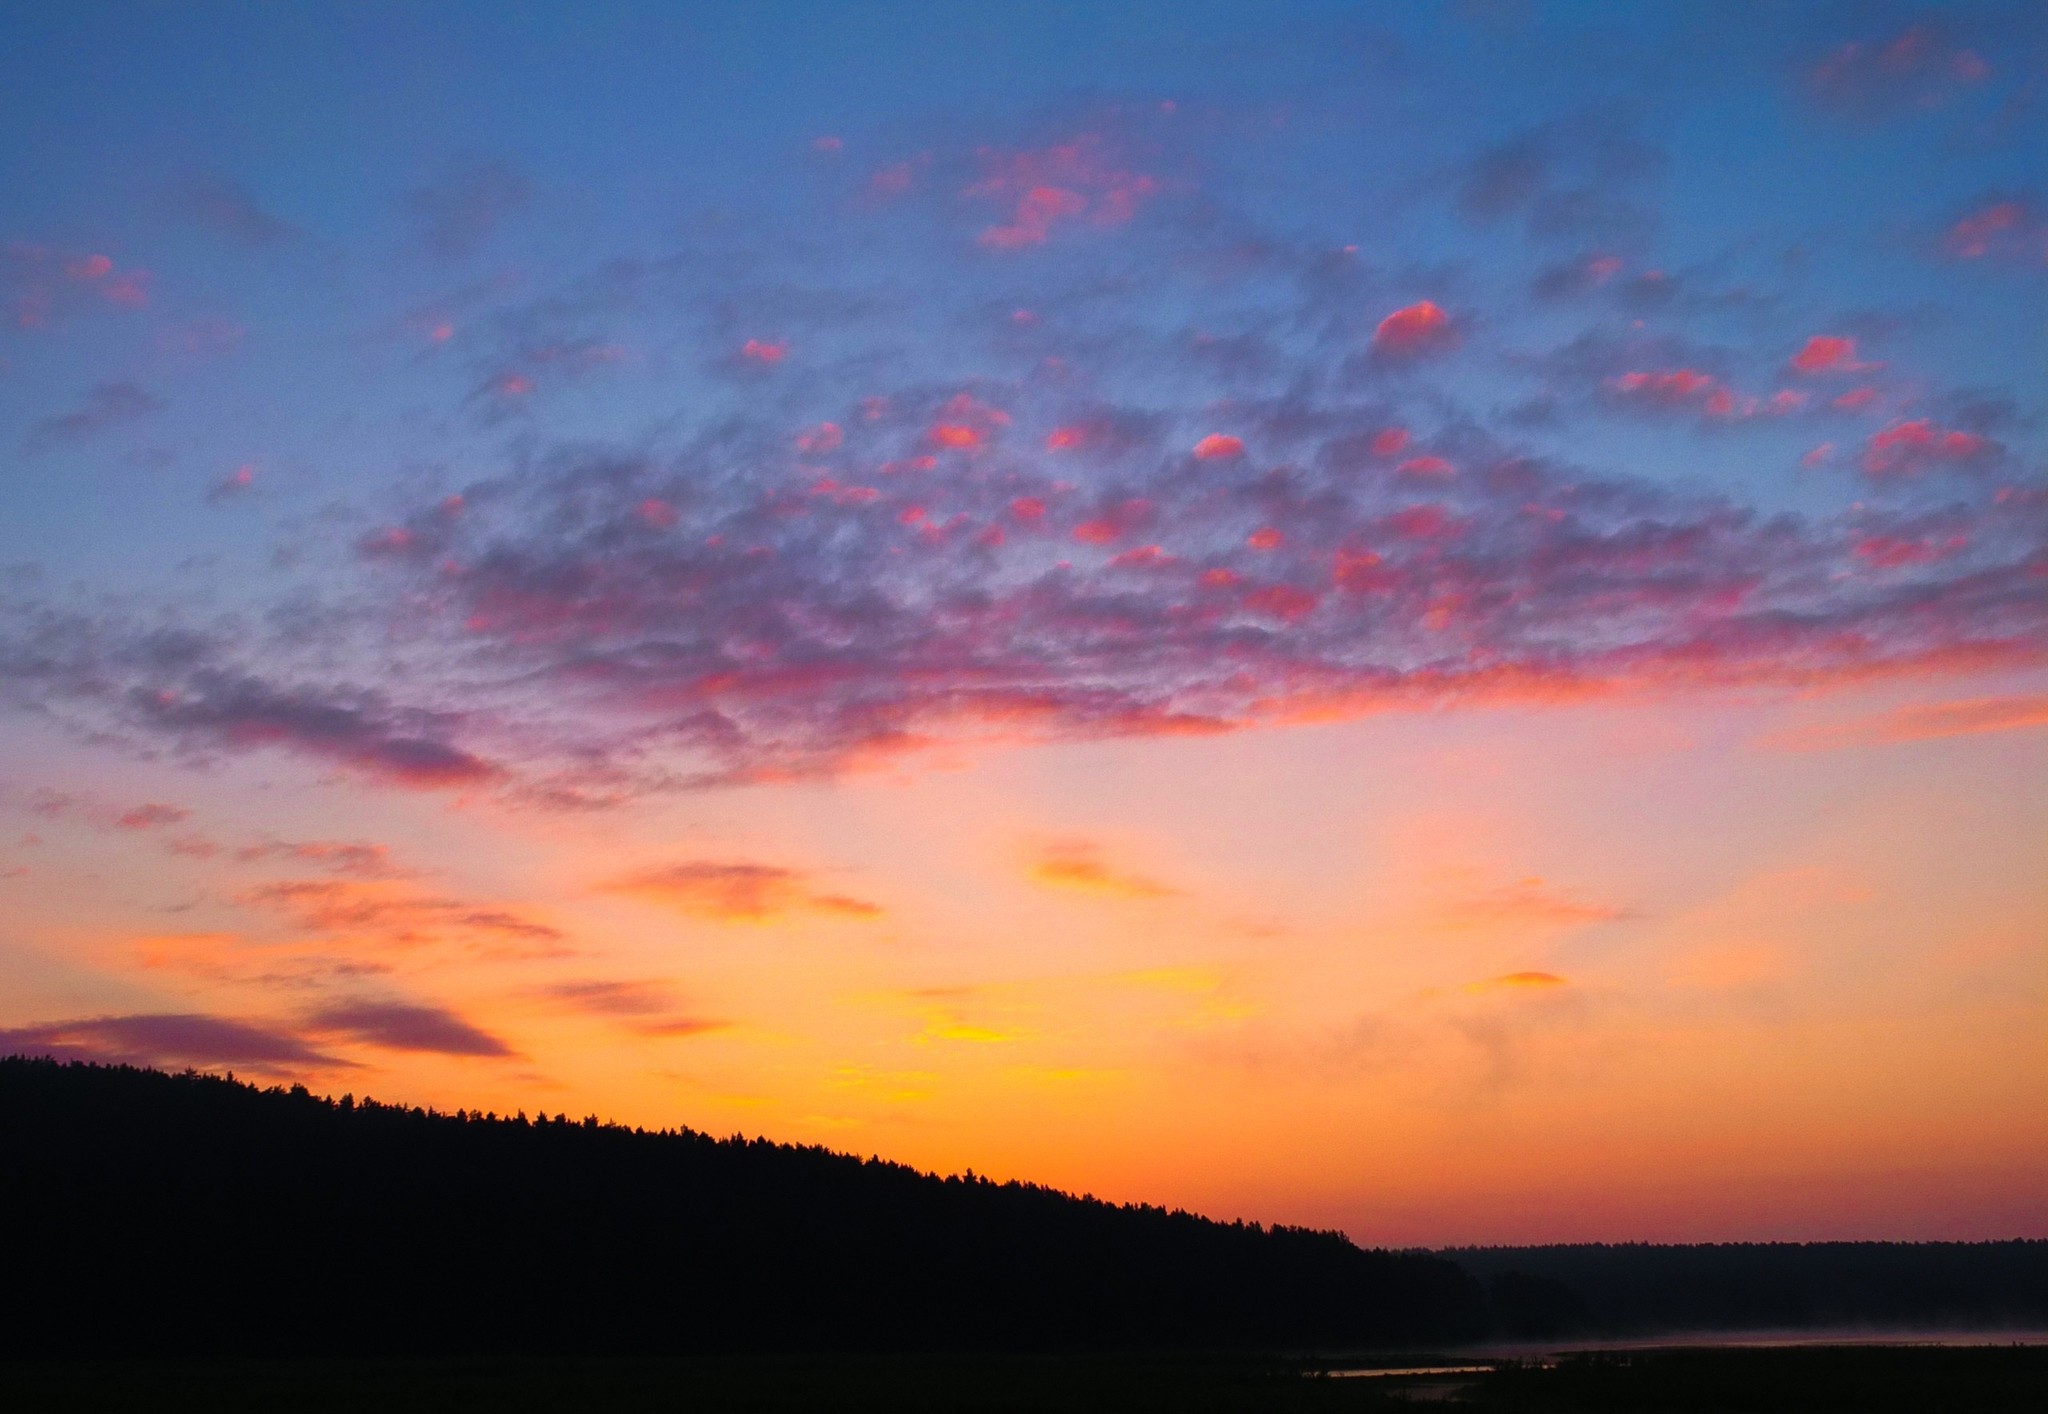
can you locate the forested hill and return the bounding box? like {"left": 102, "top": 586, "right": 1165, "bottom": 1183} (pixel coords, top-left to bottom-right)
{"left": 0, "top": 1058, "right": 1484, "bottom": 1356}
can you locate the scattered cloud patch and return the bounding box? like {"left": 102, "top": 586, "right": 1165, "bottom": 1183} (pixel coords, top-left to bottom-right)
{"left": 966, "top": 135, "right": 1159, "bottom": 249}
{"left": 1809, "top": 24, "right": 1993, "bottom": 119}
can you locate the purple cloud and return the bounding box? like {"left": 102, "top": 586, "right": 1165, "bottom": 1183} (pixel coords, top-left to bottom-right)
{"left": 26, "top": 382, "right": 162, "bottom": 450}
{"left": 0, "top": 1013, "right": 343, "bottom": 1072}
{"left": 407, "top": 155, "right": 532, "bottom": 260}
{"left": 128, "top": 673, "right": 498, "bottom": 790}
{"left": 172, "top": 171, "right": 297, "bottom": 246}
{"left": 305, "top": 1001, "right": 515, "bottom": 1057}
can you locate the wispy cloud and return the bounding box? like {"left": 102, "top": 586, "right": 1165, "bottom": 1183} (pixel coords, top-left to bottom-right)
{"left": 1771, "top": 693, "right": 2048, "bottom": 751}
{"left": 25, "top": 381, "right": 162, "bottom": 450}
{"left": 607, "top": 861, "right": 882, "bottom": 923}
{"left": 407, "top": 154, "right": 531, "bottom": 259}
{"left": 537, "top": 979, "right": 728, "bottom": 1037}
{"left": 1025, "top": 841, "right": 1175, "bottom": 900}
{"left": 1439, "top": 876, "right": 1629, "bottom": 931}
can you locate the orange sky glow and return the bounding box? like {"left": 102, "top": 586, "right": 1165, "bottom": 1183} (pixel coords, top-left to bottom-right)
{"left": 5, "top": 678, "right": 2041, "bottom": 1245}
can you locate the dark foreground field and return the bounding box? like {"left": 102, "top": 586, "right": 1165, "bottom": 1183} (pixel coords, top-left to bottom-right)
{"left": 1, "top": 1345, "right": 2044, "bottom": 1414}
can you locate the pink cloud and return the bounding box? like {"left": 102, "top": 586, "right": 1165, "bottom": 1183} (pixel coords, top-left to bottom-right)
{"left": 1854, "top": 534, "right": 1967, "bottom": 569}
{"left": 925, "top": 394, "right": 1009, "bottom": 450}
{"left": 116, "top": 803, "right": 191, "bottom": 830}
{"left": 1811, "top": 25, "right": 1992, "bottom": 117}
{"left": 1862, "top": 419, "right": 1995, "bottom": 476}
{"left": 1397, "top": 455, "right": 1455, "bottom": 479}
{"left": 967, "top": 135, "right": 1160, "bottom": 249}
{"left": 1943, "top": 200, "right": 2045, "bottom": 262}
{"left": 5, "top": 244, "right": 153, "bottom": 328}
{"left": 1332, "top": 549, "right": 1395, "bottom": 593}
{"left": 636, "top": 499, "right": 679, "bottom": 529}
{"left": 1609, "top": 368, "right": 1717, "bottom": 404}
{"left": 209, "top": 464, "right": 257, "bottom": 501}
{"left": 1109, "top": 544, "right": 1173, "bottom": 570}
{"left": 1192, "top": 433, "right": 1244, "bottom": 460}
{"left": 102, "top": 271, "right": 151, "bottom": 307}
{"left": 1790, "top": 335, "right": 1874, "bottom": 374}
{"left": 978, "top": 186, "right": 1086, "bottom": 249}
{"left": 1067, "top": 498, "right": 1152, "bottom": 547}
{"left": 1371, "top": 301, "right": 1455, "bottom": 358}
{"left": 796, "top": 422, "right": 843, "bottom": 454}
{"left": 869, "top": 159, "right": 919, "bottom": 196}
{"left": 1243, "top": 584, "right": 1319, "bottom": 621}
{"left": 1386, "top": 504, "right": 1458, "bottom": 540}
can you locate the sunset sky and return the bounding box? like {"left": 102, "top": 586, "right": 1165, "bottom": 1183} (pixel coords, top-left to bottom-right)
{"left": 2, "top": 0, "right": 2043, "bottom": 1246}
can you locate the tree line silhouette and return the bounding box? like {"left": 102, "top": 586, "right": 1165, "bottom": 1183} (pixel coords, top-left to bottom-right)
{"left": 5, "top": 1059, "right": 2042, "bottom": 1357}
{"left": 0, "top": 1058, "right": 1484, "bottom": 1355}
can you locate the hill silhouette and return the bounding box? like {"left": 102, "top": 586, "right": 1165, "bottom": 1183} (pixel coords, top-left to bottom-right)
{"left": 0, "top": 1058, "right": 1484, "bottom": 1356}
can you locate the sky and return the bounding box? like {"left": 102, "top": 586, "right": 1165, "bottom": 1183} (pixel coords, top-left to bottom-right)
{"left": 1, "top": 0, "right": 2044, "bottom": 1246}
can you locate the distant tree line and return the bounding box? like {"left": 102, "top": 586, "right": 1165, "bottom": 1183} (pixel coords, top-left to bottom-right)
{"left": 0, "top": 1058, "right": 1485, "bottom": 1356}
{"left": 1452, "top": 1240, "right": 2048, "bottom": 1339}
